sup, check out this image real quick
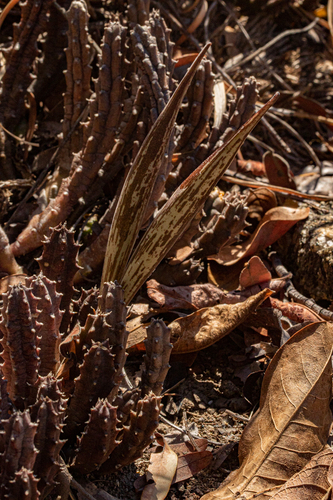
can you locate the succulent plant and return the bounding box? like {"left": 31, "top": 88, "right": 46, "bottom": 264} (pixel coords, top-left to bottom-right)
{"left": 0, "top": 0, "right": 278, "bottom": 497}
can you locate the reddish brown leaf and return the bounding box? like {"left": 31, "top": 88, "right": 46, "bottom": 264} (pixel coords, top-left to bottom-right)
{"left": 147, "top": 279, "right": 226, "bottom": 311}
{"left": 237, "top": 159, "right": 266, "bottom": 176}
{"left": 212, "top": 206, "right": 309, "bottom": 266}
{"left": 267, "top": 297, "right": 322, "bottom": 323}
{"left": 172, "top": 450, "right": 213, "bottom": 484}
{"left": 239, "top": 256, "right": 272, "bottom": 289}
{"left": 263, "top": 151, "right": 296, "bottom": 189}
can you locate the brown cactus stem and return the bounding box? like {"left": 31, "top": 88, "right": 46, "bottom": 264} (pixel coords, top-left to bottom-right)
{"left": 54, "top": 0, "right": 92, "bottom": 182}
{"left": 0, "top": 375, "right": 12, "bottom": 426}
{"left": 97, "top": 393, "right": 162, "bottom": 474}
{"left": 72, "top": 399, "right": 119, "bottom": 474}
{"left": 32, "top": 397, "right": 66, "bottom": 497}
{"left": 31, "top": 375, "right": 67, "bottom": 420}
{"left": 209, "top": 76, "right": 259, "bottom": 154}
{"left": 0, "top": 226, "right": 22, "bottom": 275}
{"left": 0, "top": 411, "right": 38, "bottom": 498}
{"left": 176, "top": 59, "right": 214, "bottom": 152}
{"left": 75, "top": 282, "right": 128, "bottom": 397}
{"left": 141, "top": 319, "right": 172, "bottom": 397}
{"left": 131, "top": 13, "right": 176, "bottom": 225}
{"left": 0, "top": 0, "right": 54, "bottom": 129}
{"left": 113, "top": 388, "right": 141, "bottom": 427}
{"left": 69, "top": 287, "right": 99, "bottom": 331}
{"left": 127, "top": 0, "right": 150, "bottom": 25}
{"left": 63, "top": 340, "right": 117, "bottom": 441}
{"left": 36, "top": 225, "right": 80, "bottom": 334}
{"left": 31, "top": 0, "right": 70, "bottom": 105}
{"left": 7, "top": 467, "right": 39, "bottom": 499}
{"left": 0, "top": 285, "right": 42, "bottom": 408}
{"left": 11, "top": 17, "right": 128, "bottom": 258}
{"left": 191, "top": 191, "right": 250, "bottom": 259}
{"left": 98, "top": 282, "right": 128, "bottom": 363}
{"left": 26, "top": 275, "right": 63, "bottom": 377}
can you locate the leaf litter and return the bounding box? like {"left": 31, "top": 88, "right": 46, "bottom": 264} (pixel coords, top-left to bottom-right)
{"left": 1, "top": 0, "right": 333, "bottom": 499}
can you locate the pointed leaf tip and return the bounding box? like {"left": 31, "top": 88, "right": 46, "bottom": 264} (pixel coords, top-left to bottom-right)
{"left": 101, "top": 42, "right": 212, "bottom": 288}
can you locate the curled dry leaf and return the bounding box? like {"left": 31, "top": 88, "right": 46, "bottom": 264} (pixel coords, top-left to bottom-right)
{"left": 212, "top": 206, "right": 310, "bottom": 266}
{"left": 141, "top": 434, "right": 178, "bottom": 500}
{"left": 263, "top": 151, "right": 296, "bottom": 190}
{"left": 201, "top": 322, "right": 333, "bottom": 500}
{"left": 267, "top": 297, "right": 323, "bottom": 323}
{"left": 269, "top": 447, "right": 333, "bottom": 500}
{"left": 169, "top": 288, "right": 271, "bottom": 353}
{"left": 239, "top": 256, "right": 272, "bottom": 289}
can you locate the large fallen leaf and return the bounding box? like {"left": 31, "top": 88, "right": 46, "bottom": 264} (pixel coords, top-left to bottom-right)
{"left": 147, "top": 279, "right": 226, "bottom": 311}
{"left": 169, "top": 288, "right": 271, "bottom": 353}
{"left": 121, "top": 94, "right": 279, "bottom": 303}
{"left": 211, "top": 206, "right": 309, "bottom": 266}
{"left": 141, "top": 434, "right": 178, "bottom": 500}
{"left": 269, "top": 447, "right": 333, "bottom": 500}
{"left": 201, "top": 322, "right": 333, "bottom": 500}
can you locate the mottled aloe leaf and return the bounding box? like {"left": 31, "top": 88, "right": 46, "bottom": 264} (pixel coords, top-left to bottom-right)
{"left": 121, "top": 94, "right": 279, "bottom": 303}
{"left": 101, "top": 43, "right": 211, "bottom": 287}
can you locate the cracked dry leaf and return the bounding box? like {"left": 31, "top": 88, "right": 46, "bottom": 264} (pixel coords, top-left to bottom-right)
{"left": 169, "top": 288, "right": 271, "bottom": 353}
{"left": 270, "top": 447, "right": 333, "bottom": 500}
{"left": 201, "top": 322, "right": 333, "bottom": 500}
{"left": 141, "top": 434, "right": 178, "bottom": 500}
{"left": 211, "top": 206, "right": 310, "bottom": 266}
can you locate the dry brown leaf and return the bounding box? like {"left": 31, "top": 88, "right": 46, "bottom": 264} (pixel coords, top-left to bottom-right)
{"left": 141, "top": 434, "right": 178, "bottom": 500}
{"left": 263, "top": 151, "right": 296, "bottom": 190}
{"left": 211, "top": 206, "right": 309, "bottom": 266}
{"left": 169, "top": 288, "right": 271, "bottom": 353}
{"left": 147, "top": 279, "right": 226, "bottom": 311}
{"left": 268, "top": 297, "right": 322, "bottom": 323}
{"left": 239, "top": 256, "right": 272, "bottom": 289}
{"left": 201, "top": 322, "right": 333, "bottom": 500}
{"left": 172, "top": 450, "right": 213, "bottom": 484}
{"left": 270, "top": 447, "right": 333, "bottom": 500}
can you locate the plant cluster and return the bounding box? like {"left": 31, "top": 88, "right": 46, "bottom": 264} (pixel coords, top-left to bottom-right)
{"left": 0, "top": 0, "right": 305, "bottom": 498}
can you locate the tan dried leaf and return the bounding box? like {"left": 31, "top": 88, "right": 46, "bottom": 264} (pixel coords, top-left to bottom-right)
{"left": 270, "top": 447, "right": 333, "bottom": 500}
{"left": 201, "top": 322, "right": 333, "bottom": 500}
{"left": 141, "top": 434, "right": 178, "bottom": 500}
{"left": 169, "top": 288, "right": 271, "bottom": 353}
